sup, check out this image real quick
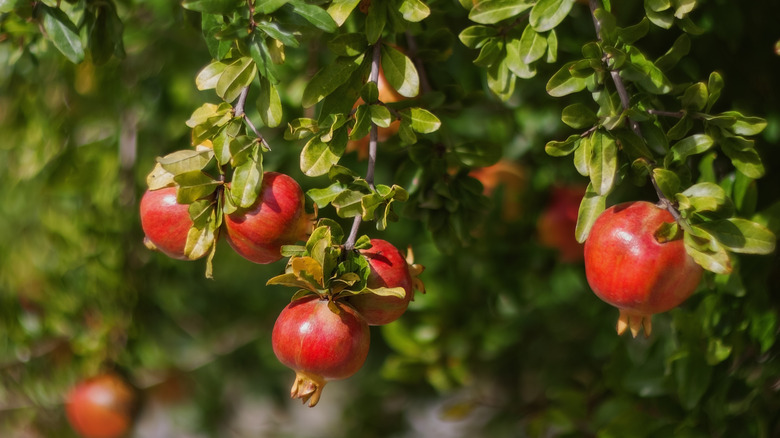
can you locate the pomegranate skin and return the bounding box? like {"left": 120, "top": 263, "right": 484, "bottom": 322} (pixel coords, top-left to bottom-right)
{"left": 139, "top": 187, "right": 194, "bottom": 260}
{"left": 65, "top": 373, "right": 136, "bottom": 438}
{"left": 224, "top": 172, "right": 309, "bottom": 264}
{"left": 272, "top": 295, "right": 370, "bottom": 406}
{"left": 584, "top": 201, "right": 703, "bottom": 336}
{"left": 347, "top": 239, "right": 414, "bottom": 325}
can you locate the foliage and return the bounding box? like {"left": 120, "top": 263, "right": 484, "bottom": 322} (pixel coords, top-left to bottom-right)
{"left": 1, "top": 0, "right": 779, "bottom": 437}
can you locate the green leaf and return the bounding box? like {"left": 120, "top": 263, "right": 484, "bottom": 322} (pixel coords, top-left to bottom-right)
{"left": 230, "top": 145, "right": 264, "bottom": 209}
{"left": 561, "top": 103, "right": 598, "bottom": 129}
{"left": 300, "top": 136, "right": 344, "bottom": 177}
{"left": 719, "top": 111, "right": 768, "bottom": 136}
{"left": 545, "top": 135, "right": 581, "bottom": 157}
{"left": 706, "top": 71, "right": 724, "bottom": 112}
{"left": 721, "top": 137, "right": 765, "bottom": 178}
{"left": 403, "top": 108, "right": 441, "bottom": 133}
{"left": 459, "top": 25, "right": 498, "bottom": 49}
{"left": 40, "top": 4, "right": 85, "bottom": 64}
{"left": 681, "top": 82, "right": 707, "bottom": 111}
{"left": 286, "top": 118, "right": 319, "bottom": 140}
{"left": 146, "top": 163, "right": 176, "bottom": 191}
{"left": 654, "top": 33, "right": 690, "bottom": 72}
{"left": 365, "top": 0, "right": 386, "bottom": 44}
{"left": 182, "top": 0, "right": 241, "bottom": 13}
{"left": 665, "top": 134, "right": 714, "bottom": 166}
{"left": 327, "top": 0, "right": 361, "bottom": 26}
{"left": 588, "top": 130, "right": 618, "bottom": 196}
{"left": 257, "top": 77, "right": 283, "bottom": 128}
{"left": 546, "top": 61, "right": 589, "bottom": 97}
{"left": 685, "top": 227, "right": 733, "bottom": 274}
{"left": 175, "top": 171, "right": 220, "bottom": 204}
{"left": 158, "top": 150, "right": 214, "bottom": 176}
{"left": 257, "top": 21, "right": 300, "bottom": 48}
{"left": 505, "top": 38, "right": 537, "bottom": 79}
{"left": 674, "top": 352, "right": 712, "bottom": 410}
{"left": 399, "top": 0, "right": 431, "bottom": 22}
{"left": 328, "top": 33, "right": 367, "bottom": 57}
{"left": 216, "top": 57, "right": 257, "bottom": 103}
{"left": 185, "top": 209, "right": 218, "bottom": 261}
{"left": 452, "top": 141, "right": 502, "bottom": 168}
{"left": 0, "top": 0, "right": 25, "bottom": 13}
{"left": 212, "top": 119, "right": 242, "bottom": 166}
{"left": 308, "top": 182, "right": 348, "bottom": 208}
{"left": 575, "top": 183, "right": 607, "bottom": 243}
{"left": 332, "top": 188, "right": 366, "bottom": 218}
{"left": 680, "top": 182, "right": 729, "bottom": 213}
{"left": 666, "top": 115, "right": 693, "bottom": 141}
{"left": 616, "top": 18, "right": 650, "bottom": 44}
{"left": 621, "top": 46, "right": 673, "bottom": 94}
{"left": 468, "top": 0, "right": 534, "bottom": 24}
{"left": 288, "top": 0, "right": 338, "bottom": 32}
{"left": 696, "top": 219, "right": 776, "bottom": 255}
{"left": 381, "top": 44, "right": 419, "bottom": 98}
{"left": 573, "top": 134, "right": 591, "bottom": 176}
{"left": 518, "top": 26, "right": 548, "bottom": 64}
{"left": 652, "top": 168, "right": 680, "bottom": 199}
{"left": 196, "top": 60, "right": 228, "bottom": 91}
{"left": 302, "top": 54, "right": 365, "bottom": 108}
{"left": 546, "top": 29, "right": 558, "bottom": 63}
{"left": 673, "top": 0, "right": 696, "bottom": 18}
{"left": 529, "top": 0, "right": 575, "bottom": 32}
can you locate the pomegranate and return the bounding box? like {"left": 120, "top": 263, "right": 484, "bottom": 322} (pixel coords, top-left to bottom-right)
{"left": 139, "top": 186, "right": 196, "bottom": 260}
{"left": 469, "top": 160, "right": 528, "bottom": 222}
{"left": 223, "top": 172, "right": 311, "bottom": 264}
{"left": 65, "top": 373, "right": 137, "bottom": 438}
{"left": 584, "top": 201, "right": 703, "bottom": 337}
{"left": 346, "top": 239, "right": 414, "bottom": 325}
{"left": 537, "top": 184, "right": 586, "bottom": 263}
{"left": 272, "top": 295, "right": 370, "bottom": 407}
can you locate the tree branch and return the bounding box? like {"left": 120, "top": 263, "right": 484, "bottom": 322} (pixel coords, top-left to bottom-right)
{"left": 235, "top": 86, "right": 271, "bottom": 150}
{"left": 344, "top": 42, "right": 383, "bottom": 251}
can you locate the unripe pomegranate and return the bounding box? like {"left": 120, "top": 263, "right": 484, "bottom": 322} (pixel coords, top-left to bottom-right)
{"left": 584, "top": 201, "right": 703, "bottom": 337}
{"left": 537, "top": 184, "right": 586, "bottom": 263}
{"left": 139, "top": 186, "right": 196, "bottom": 260}
{"left": 272, "top": 295, "right": 370, "bottom": 407}
{"left": 224, "top": 172, "right": 311, "bottom": 264}
{"left": 346, "top": 239, "right": 414, "bottom": 325}
{"left": 65, "top": 373, "right": 137, "bottom": 438}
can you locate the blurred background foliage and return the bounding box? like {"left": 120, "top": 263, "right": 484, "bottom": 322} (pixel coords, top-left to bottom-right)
{"left": 1, "top": 0, "right": 779, "bottom": 437}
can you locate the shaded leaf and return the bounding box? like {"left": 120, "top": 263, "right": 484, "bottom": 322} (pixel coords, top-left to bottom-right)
{"left": 575, "top": 183, "right": 607, "bottom": 243}
{"left": 469, "top": 0, "right": 534, "bottom": 24}
{"left": 529, "top": 0, "right": 575, "bottom": 32}
{"left": 40, "top": 5, "right": 85, "bottom": 63}
{"left": 381, "top": 44, "right": 419, "bottom": 98}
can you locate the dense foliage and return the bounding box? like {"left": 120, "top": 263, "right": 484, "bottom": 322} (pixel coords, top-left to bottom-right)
{"left": 2, "top": 0, "right": 779, "bottom": 436}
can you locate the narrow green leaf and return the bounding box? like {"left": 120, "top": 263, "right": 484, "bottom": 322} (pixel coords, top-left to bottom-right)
{"left": 288, "top": 0, "right": 338, "bottom": 32}
{"left": 655, "top": 33, "right": 690, "bottom": 72}
{"left": 257, "top": 77, "right": 283, "bottom": 128}
{"left": 665, "top": 134, "right": 714, "bottom": 166}
{"left": 459, "top": 25, "right": 498, "bottom": 49}
{"left": 574, "top": 134, "right": 591, "bottom": 176}
{"left": 468, "top": 0, "right": 534, "bottom": 24}
{"left": 405, "top": 108, "right": 441, "bottom": 133}
{"left": 158, "top": 150, "right": 214, "bottom": 176}
{"left": 327, "top": 0, "right": 361, "bottom": 26}
{"left": 302, "top": 54, "right": 365, "bottom": 108}
{"left": 696, "top": 219, "right": 776, "bottom": 255}
{"left": 588, "top": 130, "right": 618, "bottom": 196}
{"left": 40, "top": 5, "right": 85, "bottom": 63}
{"left": 546, "top": 61, "right": 588, "bottom": 97}
{"left": 545, "top": 135, "right": 581, "bottom": 157}
{"left": 617, "top": 18, "right": 650, "bottom": 44}
{"left": 381, "top": 45, "right": 419, "bottom": 98}
{"left": 546, "top": 29, "right": 558, "bottom": 63}
{"left": 365, "top": 0, "right": 386, "bottom": 44}
{"left": 231, "top": 145, "right": 264, "bottom": 209}
{"left": 308, "top": 182, "right": 348, "bottom": 208}
{"left": 216, "top": 57, "right": 257, "bottom": 103}
{"left": 182, "top": 0, "right": 241, "bottom": 13}
{"left": 529, "top": 0, "right": 575, "bottom": 32}
{"left": 575, "top": 183, "right": 607, "bottom": 243}
{"left": 706, "top": 71, "right": 724, "bottom": 112}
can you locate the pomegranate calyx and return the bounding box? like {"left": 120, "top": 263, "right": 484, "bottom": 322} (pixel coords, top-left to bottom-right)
{"left": 616, "top": 309, "right": 653, "bottom": 338}
{"left": 291, "top": 370, "right": 328, "bottom": 407}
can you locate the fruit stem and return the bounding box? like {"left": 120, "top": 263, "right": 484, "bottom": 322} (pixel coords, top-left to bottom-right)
{"left": 345, "top": 42, "right": 383, "bottom": 251}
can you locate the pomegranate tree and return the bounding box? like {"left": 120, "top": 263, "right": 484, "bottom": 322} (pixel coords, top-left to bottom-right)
{"left": 65, "top": 373, "right": 137, "bottom": 438}
{"left": 139, "top": 186, "right": 196, "bottom": 260}
{"left": 346, "top": 239, "right": 414, "bottom": 325}
{"left": 223, "top": 172, "right": 311, "bottom": 264}
{"left": 584, "top": 201, "right": 703, "bottom": 337}
{"left": 272, "top": 295, "right": 370, "bottom": 407}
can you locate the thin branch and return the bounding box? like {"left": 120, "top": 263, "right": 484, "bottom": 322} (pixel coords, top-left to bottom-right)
{"left": 344, "top": 42, "right": 383, "bottom": 251}
{"left": 234, "top": 86, "right": 271, "bottom": 150}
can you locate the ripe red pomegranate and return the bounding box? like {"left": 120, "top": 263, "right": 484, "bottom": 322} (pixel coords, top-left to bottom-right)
{"left": 346, "top": 239, "right": 414, "bottom": 325}
{"left": 272, "top": 295, "right": 370, "bottom": 407}
{"left": 584, "top": 201, "right": 703, "bottom": 337}
{"left": 139, "top": 186, "right": 196, "bottom": 260}
{"left": 537, "top": 184, "right": 586, "bottom": 263}
{"left": 223, "top": 172, "right": 311, "bottom": 264}
{"left": 65, "top": 373, "right": 137, "bottom": 438}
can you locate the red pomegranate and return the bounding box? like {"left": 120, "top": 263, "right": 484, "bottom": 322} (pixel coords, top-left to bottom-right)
{"left": 272, "top": 295, "right": 370, "bottom": 407}
{"left": 584, "top": 201, "right": 703, "bottom": 337}
{"left": 223, "top": 172, "right": 311, "bottom": 264}
{"left": 537, "top": 184, "right": 586, "bottom": 263}
{"left": 139, "top": 186, "right": 195, "bottom": 260}
{"left": 65, "top": 373, "right": 137, "bottom": 438}
{"left": 346, "top": 239, "right": 414, "bottom": 325}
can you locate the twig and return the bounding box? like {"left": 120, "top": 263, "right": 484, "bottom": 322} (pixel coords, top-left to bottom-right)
{"left": 234, "top": 86, "right": 271, "bottom": 150}
{"left": 344, "top": 43, "right": 383, "bottom": 251}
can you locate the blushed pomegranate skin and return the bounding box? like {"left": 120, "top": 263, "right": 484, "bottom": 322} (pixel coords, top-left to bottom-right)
{"left": 272, "top": 295, "right": 370, "bottom": 407}
{"left": 139, "top": 187, "right": 194, "bottom": 260}
{"left": 347, "top": 239, "right": 414, "bottom": 325}
{"left": 537, "top": 185, "right": 586, "bottom": 263}
{"left": 224, "top": 172, "right": 309, "bottom": 264}
{"left": 65, "top": 373, "right": 136, "bottom": 438}
{"left": 584, "top": 201, "right": 703, "bottom": 335}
